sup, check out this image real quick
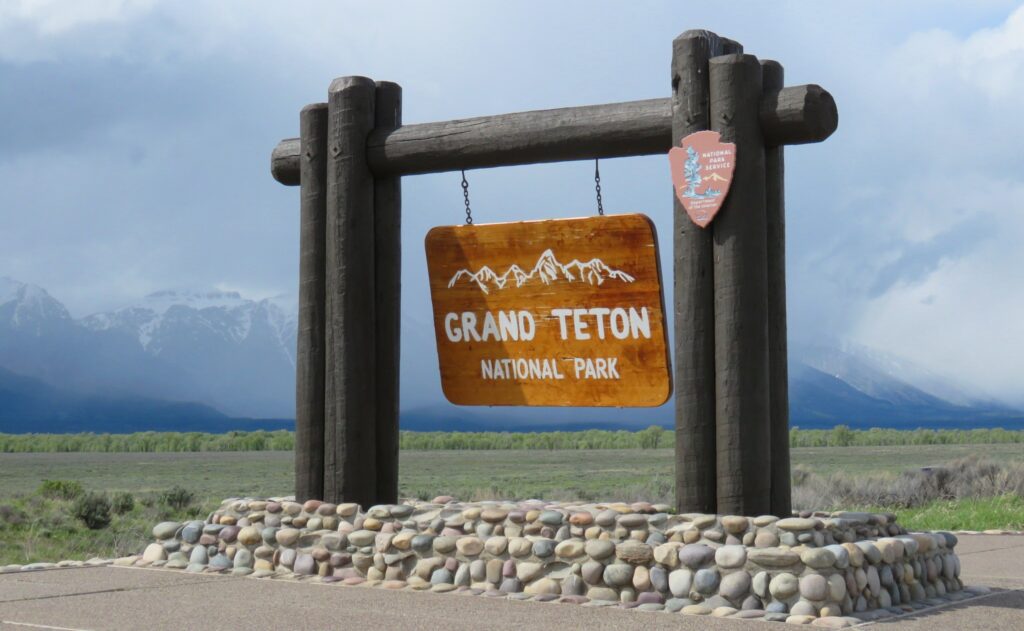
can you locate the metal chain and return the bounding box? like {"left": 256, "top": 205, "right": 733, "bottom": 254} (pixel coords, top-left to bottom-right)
{"left": 594, "top": 159, "right": 605, "bottom": 216}
{"left": 461, "top": 170, "right": 473, "bottom": 225}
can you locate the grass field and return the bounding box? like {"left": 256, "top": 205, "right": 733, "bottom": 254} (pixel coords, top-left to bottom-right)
{"left": 4, "top": 443, "right": 1024, "bottom": 501}
{"left": 2, "top": 444, "right": 1023, "bottom": 565}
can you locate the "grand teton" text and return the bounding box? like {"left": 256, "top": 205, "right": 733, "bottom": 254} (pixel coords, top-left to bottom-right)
{"left": 443, "top": 307, "right": 652, "bottom": 343}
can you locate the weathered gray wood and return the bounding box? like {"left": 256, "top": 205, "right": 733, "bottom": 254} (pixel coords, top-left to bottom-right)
{"left": 710, "top": 54, "right": 772, "bottom": 516}
{"left": 323, "top": 76, "right": 378, "bottom": 506}
{"left": 272, "top": 140, "right": 301, "bottom": 185}
{"left": 370, "top": 98, "right": 669, "bottom": 177}
{"left": 720, "top": 38, "right": 743, "bottom": 54}
{"left": 672, "top": 30, "right": 722, "bottom": 515}
{"left": 762, "top": 60, "right": 792, "bottom": 516}
{"left": 270, "top": 85, "right": 838, "bottom": 184}
{"left": 761, "top": 84, "right": 838, "bottom": 148}
{"left": 295, "top": 103, "right": 328, "bottom": 502}
{"left": 373, "top": 81, "right": 402, "bottom": 505}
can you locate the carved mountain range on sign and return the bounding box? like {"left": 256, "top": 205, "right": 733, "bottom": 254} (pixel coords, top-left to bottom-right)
{"left": 447, "top": 249, "right": 635, "bottom": 293}
{"left": 704, "top": 172, "right": 729, "bottom": 182}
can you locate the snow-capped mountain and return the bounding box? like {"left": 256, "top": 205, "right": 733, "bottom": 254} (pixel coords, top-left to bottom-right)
{"left": 1, "top": 277, "right": 202, "bottom": 405}
{"left": 82, "top": 289, "right": 296, "bottom": 360}
{"left": 80, "top": 289, "right": 297, "bottom": 417}
{"left": 448, "top": 249, "right": 635, "bottom": 293}
{"left": 0, "top": 276, "right": 72, "bottom": 334}
{"left": 0, "top": 279, "right": 297, "bottom": 419}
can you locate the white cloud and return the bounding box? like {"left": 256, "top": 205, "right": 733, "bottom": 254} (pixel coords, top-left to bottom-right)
{"left": 0, "top": 0, "right": 154, "bottom": 34}
{"left": 847, "top": 6, "right": 1024, "bottom": 405}
{"left": 0, "top": 0, "right": 157, "bottom": 61}
{"left": 853, "top": 181, "right": 1024, "bottom": 404}
{"left": 894, "top": 6, "right": 1024, "bottom": 101}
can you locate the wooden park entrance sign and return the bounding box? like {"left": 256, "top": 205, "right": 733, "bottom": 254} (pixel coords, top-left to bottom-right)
{"left": 269, "top": 30, "right": 838, "bottom": 516}
{"left": 425, "top": 214, "right": 670, "bottom": 407}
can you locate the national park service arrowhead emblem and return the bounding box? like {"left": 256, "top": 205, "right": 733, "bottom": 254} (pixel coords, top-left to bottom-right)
{"left": 669, "top": 130, "right": 736, "bottom": 228}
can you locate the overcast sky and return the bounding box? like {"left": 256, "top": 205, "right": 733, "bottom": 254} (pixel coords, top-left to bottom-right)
{"left": 1, "top": 1, "right": 1023, "bottom": 407}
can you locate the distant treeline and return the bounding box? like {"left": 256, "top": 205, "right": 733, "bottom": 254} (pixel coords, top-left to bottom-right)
{"left": 399, "top": 426, "right": 1024, "bottom": 450}
{"left": 401, "top": 427, "right": 670, "bottom": 450}
{"left": 0, "top": 430, "right": 295, "bottom": 453}
{"left": 788, "top": 425, "right": 1024, "bottom": 447}
{"left": 0, "top": 426, "right": 1022, "bottom": 453}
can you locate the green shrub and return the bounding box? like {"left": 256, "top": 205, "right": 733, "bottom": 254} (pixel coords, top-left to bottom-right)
{"left": 38, "top": 479, "right": 84, "bottom": 500}
{"left": 158, "top": 486, "right": 194, "bottom": 511}
{"left": 72, "top": 493, "right": 111, "bottom": 529}
{"left": 111, "top": 492, "right": 135, "bottom": 515}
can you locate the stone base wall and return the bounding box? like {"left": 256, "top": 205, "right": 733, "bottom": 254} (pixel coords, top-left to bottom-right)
{"left": 143, "top": 497, "right": 963, "bottom": 620}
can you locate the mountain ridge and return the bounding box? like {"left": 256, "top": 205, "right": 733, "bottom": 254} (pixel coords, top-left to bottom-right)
{"left": 1, "top": 277, "right": 1020, "bottom": 432}
{"left": 0, "top": 278, "right": 297, "bottom": 418}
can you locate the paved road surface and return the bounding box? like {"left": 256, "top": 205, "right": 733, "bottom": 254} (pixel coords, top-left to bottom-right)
{"left": 1, "top": 535, "right": 1021, "bottom": 630}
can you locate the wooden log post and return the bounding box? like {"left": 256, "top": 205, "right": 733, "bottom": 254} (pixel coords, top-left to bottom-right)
{"left": 323, "top": 76, "right": 378, "bottom": 506}
{"left": 295, "top": 103, "right": 328, "bottom": 502}
{"left": 373, "top": 81, "right": 402, "bottom": 504}
{"left": 672, "top": 30, "right": 723, "bottom": 515}
{"left": 710, "top": 54, "right": 772, "bottom": 516}
{"left": 762, "top": 61, "right": 792, "bottom": 516}
{"left": 295, "top": 104, "right": 329, "bottom": 502}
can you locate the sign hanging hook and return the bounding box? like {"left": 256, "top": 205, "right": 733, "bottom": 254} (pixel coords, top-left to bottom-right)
{"left": 461, "top": 170, "right": 473, "bottom": 225}
{"left": 594, "top": 159, "right": 605, "bottom": 216}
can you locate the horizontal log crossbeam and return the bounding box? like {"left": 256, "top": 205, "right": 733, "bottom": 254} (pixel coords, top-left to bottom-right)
{"left": 271, "top": 84, "right": 836, "bottom": 184}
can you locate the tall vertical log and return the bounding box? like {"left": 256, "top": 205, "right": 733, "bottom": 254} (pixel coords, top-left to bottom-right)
{"left": 710, "top": 54, "right": 772, "bottom": 516}
{"left": 295, "top": 103, "right": 328, "bottom": 502}
{"left": 373, "top": 81, "right": 402, "bottom": 504}
{"left": 323, "top": 76, "right": 378, "bottom": 506}
{"left": 762, "top": 60, "right": 792, "bottom": 516}
{"left": 672, "top": 30, "right": 722, "bottom": 515}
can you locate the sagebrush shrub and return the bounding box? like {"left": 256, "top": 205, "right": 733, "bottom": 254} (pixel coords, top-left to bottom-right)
{"left": 0, "top": 504, "right": 27, "bottom": 526}
{"left": 791, "top": 456, "right": 1024, "bottom": 511}
{"left": 159, "top": 486, "right": 194, "bottom": 511}
{"left": 72, "top": 493, "right": 111, "bottom": 529}
{"left": 111, "top": 492, "right": 135, "bottom": 515}
{"left": 38, "top": 479, "right": 84, "bottom": 500}
{"left": 791, "top": 465, "right": 812, "bottom": 487}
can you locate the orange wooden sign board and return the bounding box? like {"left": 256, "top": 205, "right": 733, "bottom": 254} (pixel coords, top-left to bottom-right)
{"left": 424, "top": 214, "right": 671, "bottom": 407}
